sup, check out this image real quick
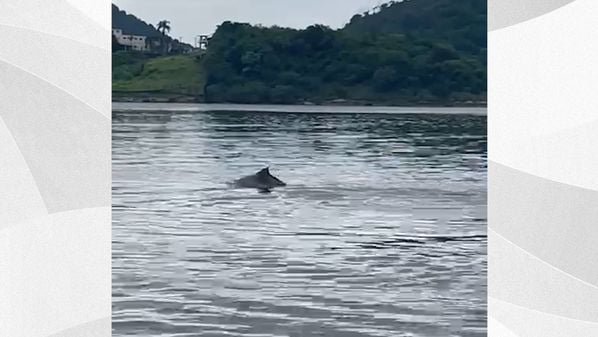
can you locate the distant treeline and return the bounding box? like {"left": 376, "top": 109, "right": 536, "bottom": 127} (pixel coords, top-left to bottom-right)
{"left": 344, "top": 0, "right": 486, "bottom": 58}
{"left": 202, "top": 0, "right": 486, "bottom": 105}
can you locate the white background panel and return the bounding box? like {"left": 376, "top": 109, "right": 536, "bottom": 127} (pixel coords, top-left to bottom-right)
{"left": 489, "top": 0, "right": 598, "bottom": 335}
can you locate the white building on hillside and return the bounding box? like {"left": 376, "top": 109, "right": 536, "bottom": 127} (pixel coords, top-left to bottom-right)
{"left": 112, "top": 28, "right": 147, "bottom": 51}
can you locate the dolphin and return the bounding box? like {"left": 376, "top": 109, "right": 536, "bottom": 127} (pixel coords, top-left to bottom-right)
{"left": 232, "top": 167, "right": 286, "bottom": 193}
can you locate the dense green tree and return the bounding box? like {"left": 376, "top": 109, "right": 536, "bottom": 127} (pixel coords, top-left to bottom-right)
{"left": 202, "top": 2, "right": 486, "bottom": 105}
{"left": 270, "top": 85, "right": 297, "bottom": 104}
{"left": 372, "top": 66, "right": 399, "bottom": 91}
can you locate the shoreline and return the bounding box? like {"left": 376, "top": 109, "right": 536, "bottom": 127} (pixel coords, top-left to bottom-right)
{"left": 112, "top": 102, "right": 488, "bottom": 115}
{"left": 111, "top": 96, "right": 487, "bottom": 109}
{"left": 111, "top": 92, "right": 487, "bottom": 108}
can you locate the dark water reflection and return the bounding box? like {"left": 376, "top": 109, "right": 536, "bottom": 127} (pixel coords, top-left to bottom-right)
{"left": 112, "top": 108, "right": 487, "bottom": 337}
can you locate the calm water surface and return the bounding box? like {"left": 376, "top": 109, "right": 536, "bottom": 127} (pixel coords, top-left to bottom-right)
{"left": 112, "top": 106, "right": 487, "bottom": 337}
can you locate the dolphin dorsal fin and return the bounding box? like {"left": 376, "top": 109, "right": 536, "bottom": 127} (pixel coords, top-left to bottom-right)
{"left": 257, "top": 167, "right": 270, "bottom": 177}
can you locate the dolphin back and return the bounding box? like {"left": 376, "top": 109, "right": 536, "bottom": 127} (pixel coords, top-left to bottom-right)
{"left": 232, "top": 167, "right": 286, "bottom": 190}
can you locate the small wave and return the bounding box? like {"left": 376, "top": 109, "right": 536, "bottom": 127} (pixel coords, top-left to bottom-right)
{"left": 359, "top": 234, "right": 487, "bottom": 249}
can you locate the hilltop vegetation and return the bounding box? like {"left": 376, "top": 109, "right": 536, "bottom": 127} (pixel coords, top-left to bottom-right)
{"left": 112, "top": 4, "right": 192, "bottom": 54}
{"left": 344, "top": 0, "right": 486, "bottom": 58}
{"left": 112, "top": 4, "right": 161, "bottom": 37}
